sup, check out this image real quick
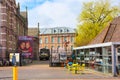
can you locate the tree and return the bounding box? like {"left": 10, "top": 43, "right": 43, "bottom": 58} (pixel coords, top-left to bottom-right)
{"left": 75, "top": 0, "right": 120, "bottom": 46}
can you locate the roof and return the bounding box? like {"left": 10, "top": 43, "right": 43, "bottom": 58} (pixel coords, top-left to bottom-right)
{"left": 89, "top": 16, "right": 120, "bottom": 45}
{"left": 40, "top": 27, "right": 75, "bottom": 34}
{"left": 73, "top": 42, "right": 120, "bottom": 50}
{"left": 28, "top": 28, "right": 38, "bottom": 37}
{"left": 20, "top": 12, "right": 27, "bottom": 19}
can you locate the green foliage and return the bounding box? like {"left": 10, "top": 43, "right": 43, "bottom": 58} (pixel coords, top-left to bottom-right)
{"left": 75, "top": 0, "right": 120, "bottom": 47}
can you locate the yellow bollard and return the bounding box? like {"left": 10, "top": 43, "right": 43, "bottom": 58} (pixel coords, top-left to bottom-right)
{"left": 13, "top": 66, "right": 18, "bottom": 80}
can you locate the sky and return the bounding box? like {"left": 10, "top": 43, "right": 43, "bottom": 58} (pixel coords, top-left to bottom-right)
{"left": 16, "top": 0, "right": 120, "bottom": 28}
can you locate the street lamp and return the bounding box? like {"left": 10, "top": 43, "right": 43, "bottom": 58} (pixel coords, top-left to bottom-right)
{"left": 37, "top": 22, "right": 40, "bottom": 60}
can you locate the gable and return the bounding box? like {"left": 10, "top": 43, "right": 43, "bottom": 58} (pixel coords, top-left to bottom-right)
{"left": 89, "top": 16, "right": 120, "bottom": 45}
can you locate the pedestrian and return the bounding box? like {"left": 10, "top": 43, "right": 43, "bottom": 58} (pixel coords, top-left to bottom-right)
{"left": 64, "top": 57, "right": 69, "bottom": 68}
{"left": 12, "top": 53, "right": 16, "bottom": 66}
{"left": 0, "top": 57, "right": 3, "bottom": 66}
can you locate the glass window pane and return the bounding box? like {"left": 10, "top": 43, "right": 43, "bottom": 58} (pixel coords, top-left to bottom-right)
{"left": 64, "top": 37, "right": 66, "bottom": 42}
{"left": 39, "top": 38, "right": 42, "bottom": 44}
{"left": 45, "top": 37, "right": 48, "bottom": 43}
{"left": 58, "top": 37, "right": 60, "bottom": 43}
{"left": 51, "top": 37, "right": 54, "bottom": 43}
{"left": 71, "top": 37, "right": 74, "bottom": 42}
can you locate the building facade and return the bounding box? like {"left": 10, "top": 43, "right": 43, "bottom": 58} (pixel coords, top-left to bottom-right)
{"left": 28, "top": 28, "right": 39, "bottom": 60}
{"left": 73, "top": 16, "right": 120, "bottom": 76}
{"left": 0, "top": 0, "right": 28, "bottom": 59}
{"left": 39, "top": 27, "right": 75, "bottom": 56}
{"left": 16, "top": 3, "right": 28, "bottom": 36}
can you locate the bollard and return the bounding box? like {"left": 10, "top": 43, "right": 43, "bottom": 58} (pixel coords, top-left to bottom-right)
{"left": 13, "top": 66, "right": 18, "bottom": 80}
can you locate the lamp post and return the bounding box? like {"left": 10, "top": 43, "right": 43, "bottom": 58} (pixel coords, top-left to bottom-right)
{"left": 37, "top": 22, "right": 40, "bottom": 60}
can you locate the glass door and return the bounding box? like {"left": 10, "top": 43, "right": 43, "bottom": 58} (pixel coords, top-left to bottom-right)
{"left": 116, "top": 47, "right": 120, "bottom": 75}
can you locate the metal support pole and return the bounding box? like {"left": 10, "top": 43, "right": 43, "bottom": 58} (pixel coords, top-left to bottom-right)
{"left": 111, "top": 44, "right": 117, "bottom": 77}
{"left": 13, "top": 66, "right": 18, "bottom": 80}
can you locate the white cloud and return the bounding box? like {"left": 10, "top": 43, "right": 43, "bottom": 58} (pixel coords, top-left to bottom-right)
{"left": 28, "top": 0, "right": 84, "bottom": 28}
{"left": 16, "top": 0, "right": 120, "bottom": 28}
{"left": 16, "top": 0, "right": 44, "bottom": 4}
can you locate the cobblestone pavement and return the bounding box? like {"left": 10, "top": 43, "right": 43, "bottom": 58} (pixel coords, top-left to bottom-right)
{"left": 0, "top": 61, "right": 120, "bottom": 80}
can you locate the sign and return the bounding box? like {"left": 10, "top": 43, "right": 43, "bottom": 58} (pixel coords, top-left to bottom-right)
{"left": 60, "top": 53, "right": 67, "bottom": 61}
{"left": 9, "top": 53, "right": 20, "bottom": 62}
{"left": 18, "top": 36, "right": 33, "bottom": 58}
{"left": 51, "top": 48, "right": 59, "bottom": 63}
{"left": 52, "top": 52, "right": 59, "bottom": 62}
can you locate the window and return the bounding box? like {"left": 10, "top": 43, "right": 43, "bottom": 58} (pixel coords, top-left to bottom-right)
{"left": 51, "top": 37, "right": 54, "bottom": 43}
{"left": 71, "top": 46, "right": 73, "bottom": 51}
{"left": 58, "top": 37, "right": 61, "bottom": 43}
{"left": 57, "top": 46, "right": 60, "bottom": 52}
{"left": 45, "top": 46, "right": 48, "bottom": 49}
{"left": 39, "top": 38, "right": 42, "bottom": 44}
{"left": 51, "top": 46, "right": 54, "bottom": 49}
{"left": 67, "top": 29, "right": 69, "bottom": 32}
{"left": 60, "top": 29, "right": 62, "bottom": 33}
{"left": 45, "top": 37, "right": 48, "bottom": 43}
{"left": 58, "top": 46, "right": 60, "bottom": 49}
{"left": 71, "top": 37, "right": 74, "bottom": 42}
{"left": 17, "top": 24, "right": 20, "bottom": 35}
{"left": 54, "top": 29, "right": 56, "bottom": 33}
{"left": 64, "top": 37, "right": 67, "bottom": 42}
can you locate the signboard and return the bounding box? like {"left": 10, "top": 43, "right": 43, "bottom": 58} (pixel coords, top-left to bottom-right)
{"left": 18, "top": 36, "right": 33, "bottom": 58}
{"left": 59, "top": 47, "right": 67, "bottom": 61}
{"left": 51, "top": 48, "right": 59, "bottom": 63}
{"left": 52, "top": 52, "right": 59, "bottom": 63}
{"left": 60, "top": 53, "right": 67, "bottom": 61}
{"left": 51, "top": 47, "right": 67, "bottom": 63}
{"left": 9, "top": 53, "right": 20, "bottom": 62}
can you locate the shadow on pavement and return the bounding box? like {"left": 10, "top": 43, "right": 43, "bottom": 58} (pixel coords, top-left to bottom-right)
{"left": 26, "top": 60, "right": 50, "bottom": 66}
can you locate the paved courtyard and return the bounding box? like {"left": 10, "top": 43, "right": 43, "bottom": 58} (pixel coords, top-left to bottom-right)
{"left": 0, "top": 61, "right": 120, "bottom": 80}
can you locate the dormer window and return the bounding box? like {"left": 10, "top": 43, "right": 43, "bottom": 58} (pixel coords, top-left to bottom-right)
{"left": 60, "top": 29, "right": 62, "bottom": 33}
{"left": 54, "top": 30, "right": 56, "bottom": 33}
{"left": 67, "top": 29, "right": 69, "bottom": 32}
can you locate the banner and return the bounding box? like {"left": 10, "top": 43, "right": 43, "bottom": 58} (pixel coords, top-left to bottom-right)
{"left": 18, "top": 36, "right": 33, "bottom": 58}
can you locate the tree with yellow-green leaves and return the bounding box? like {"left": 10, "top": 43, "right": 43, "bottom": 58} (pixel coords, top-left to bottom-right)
{"left": 75, "top": 0, "right": 120, "bottom": 47}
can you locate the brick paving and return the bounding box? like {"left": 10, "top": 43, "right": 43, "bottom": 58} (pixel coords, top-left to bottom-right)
{"left": 0, "top": 61, "right": 120, "bottom": 80}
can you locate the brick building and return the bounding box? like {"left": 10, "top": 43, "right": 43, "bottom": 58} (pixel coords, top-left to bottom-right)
{"left": 16, "top": 3, "right": 28, "bottom": 36}
{"left": 39, "top": 27, "right": 75, "bottom": 55}
{"left": 0, "top": 0, "right": 28, "bottom": 59}
{"left": 28, "top": 28, "right": 39, "bottom": 60}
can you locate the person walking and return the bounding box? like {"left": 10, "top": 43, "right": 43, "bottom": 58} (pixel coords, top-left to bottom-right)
{"left": 12, "top": 53, "right": 16, "bottom": 66}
